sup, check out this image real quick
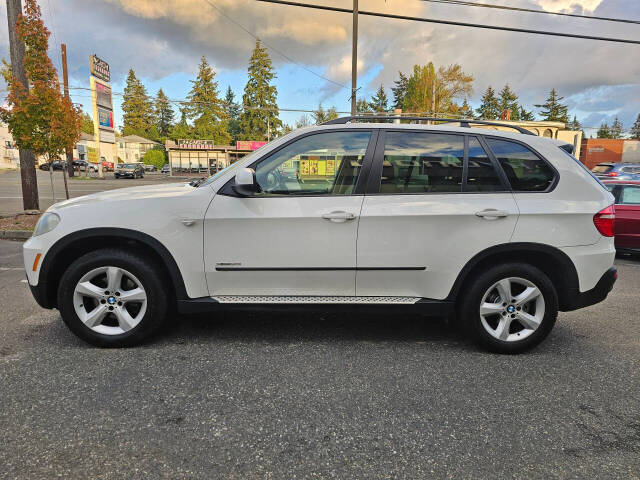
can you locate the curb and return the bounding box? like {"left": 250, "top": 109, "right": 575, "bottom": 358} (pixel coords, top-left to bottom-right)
{"left": 0, "top": 230, "right": 32, "bottom": 240}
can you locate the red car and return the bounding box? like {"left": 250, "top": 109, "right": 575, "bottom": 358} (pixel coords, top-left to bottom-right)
{"left": 603, "top": 180, "right": 640, "bottom": 254}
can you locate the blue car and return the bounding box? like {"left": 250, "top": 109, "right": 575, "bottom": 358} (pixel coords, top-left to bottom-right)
{"left": 592, "top": 163, "right": 640, "bottom": 181}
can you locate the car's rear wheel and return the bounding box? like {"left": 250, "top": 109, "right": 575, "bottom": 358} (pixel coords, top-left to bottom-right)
{"left": 57, "top": 249, "right": 168, "bottom": 347}
{"left": 459, "top": 263, "right": 558, "bottom": 354}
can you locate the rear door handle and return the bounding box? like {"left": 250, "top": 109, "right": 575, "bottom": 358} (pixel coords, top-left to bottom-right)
{"left": 475, "top": 209, "right": 510, "bottom": 219}
{"left": 321, "top": 211, "right": 357, "bottom": 222}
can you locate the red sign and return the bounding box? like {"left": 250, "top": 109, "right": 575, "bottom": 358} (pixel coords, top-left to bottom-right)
{"left": 237, "top": 140, "right": 267, "bottom": 151}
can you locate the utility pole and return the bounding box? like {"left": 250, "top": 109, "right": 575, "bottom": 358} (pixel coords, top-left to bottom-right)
{"left": 6, "top": 0, "right": 39, "bottom": 211}
{"left": 350, "top": 0, "right": 358, "bottom": 116}
{"left": 61, "top": 44, "right": 74, "bottom": 179}
{"left": 59, "top": 44, "right": 71, "bottom": 199}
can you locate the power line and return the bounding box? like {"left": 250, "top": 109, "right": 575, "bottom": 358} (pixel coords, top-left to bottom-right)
{"left": 255, "top": 0, "right": 640, "bottom": 45}
{"left": 200, "top": 0, "right": 349, "bottom": 90}
{"left": 418, "top": 0, "right": 640, "bottom": 25}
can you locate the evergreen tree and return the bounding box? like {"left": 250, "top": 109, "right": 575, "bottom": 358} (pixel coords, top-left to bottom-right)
{"left": 368, "top": 84, "right": 388, "bottom": 113}
{"left": 391, "top": 72, "right": 409, "bottom": 110}
{"left": 597, "top": 123, "right": 612, "bottom": 139}
{"left": 186, "top": 56, "right": 230, "bottom": 144}
{"left": 356, "top": 98, "right": 371, "bottom": 114}
{"left": 223, "top": 86, "right": 241, "bottom": 141}
{"left": 498, "top": 84, "right": 521, "bottom": 120}
{"left": 610, "top": 117, "right": 623, "bottom": 139}
{"left": 459, "top": 99, "right": 473, "bottom": 118}
{"left": 239, "top": 40, "right": 282, "bottom": 141}
{"left": 476, "top": 86, "right": 501, "bottom": 120}
{"left": 168, "top": 107, "right": 191, "bottom": 141}
{"left": 311, "top": 104, "right": 338, "bottom": 124}
{"left": 122, "top": 68, "right": 153, "bottom": 137}
{"left": 154, "top": 89, "right": 174, "bottom": 137}
{"left": 568, "top": 115, "right": 582, "bottom": 131}
{"left": 630, "top": 114, "right": 640, "bottom": 140}
{"left": 519, "top": 106, "right": 535, "bottom": 121}
{"left": 535, "top": 88, "right": 569, "bottom": 123}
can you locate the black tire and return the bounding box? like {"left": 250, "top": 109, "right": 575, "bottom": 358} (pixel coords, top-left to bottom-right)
{"left": 57, "top": 248, "right": 168, "bottom": 347}
{"left": 458, "top": 263, "right": 558, "bottom": 354}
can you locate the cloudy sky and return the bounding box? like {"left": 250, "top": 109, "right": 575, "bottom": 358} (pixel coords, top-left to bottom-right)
{"left": 2, "top": 0, "right": 640, "bottom": 135}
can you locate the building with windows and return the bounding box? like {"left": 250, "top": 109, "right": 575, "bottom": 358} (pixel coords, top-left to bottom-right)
{"left": 118, "top": 135, "right": 161, "bottom": 162}
{"left": 1, "top": 123, "right": 19, "bottom": 169}
{"left": 164, "top": 139, "right": 266, "bottom": 175}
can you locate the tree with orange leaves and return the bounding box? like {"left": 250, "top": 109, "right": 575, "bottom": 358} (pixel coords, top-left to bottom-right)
{"left": 1, "top": 0, "right": 81, "bottom": 200}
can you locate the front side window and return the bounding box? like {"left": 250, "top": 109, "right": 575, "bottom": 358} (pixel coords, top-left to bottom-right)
{"left": 621, "top": 185, "right": 640, "bottom": 205}
{"left": 253, "top": 131, "right": 371, "bottom": 195}
{"left": 381, "top": 132, "right": 463, "bottom": 193}
{"left": 486, "top": 138, "right": 555, "bottom": 192}
{"left": 466, "top": 137, "right": 504, "bottom": 192}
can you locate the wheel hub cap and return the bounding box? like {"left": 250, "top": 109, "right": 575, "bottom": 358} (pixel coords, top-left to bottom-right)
{"left": 72, "top": 266, "right": 147, "bottom": 336}
{"left": 479, "top": 276, "right": 545, "bottom": 342}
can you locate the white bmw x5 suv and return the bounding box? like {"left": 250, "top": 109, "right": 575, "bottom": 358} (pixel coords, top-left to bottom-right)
{"left": 23, "top": 116, "right": 617, "bottom": 353}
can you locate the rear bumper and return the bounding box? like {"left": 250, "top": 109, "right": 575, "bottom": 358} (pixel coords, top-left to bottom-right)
{"left": 564, "top": 267, "right": 617, "bottom": 311}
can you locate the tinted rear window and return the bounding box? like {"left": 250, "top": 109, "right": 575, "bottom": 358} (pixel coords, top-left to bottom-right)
{"left": 592, "top": 164, "right": 613, "bottom": 173}
{"left": 485, "top": 138, "right": 555, "bottom": 192}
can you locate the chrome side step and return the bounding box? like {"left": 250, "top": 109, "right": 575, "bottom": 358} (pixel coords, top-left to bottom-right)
{"left": 211, "top": 295, "right": 420, "bottom": 304}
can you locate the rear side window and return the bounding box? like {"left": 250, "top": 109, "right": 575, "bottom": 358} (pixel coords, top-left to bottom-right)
{"left": 465, "top": 137, "right": 504, "bottom": 192}
{"left": 486, "top": 138, "right": 555, "bottom": 192}
{"left": 381, "top": 132, "right": 463, "bottom": 193}
{"left": 621, "top": 185, "right": 640, "bottom": 205}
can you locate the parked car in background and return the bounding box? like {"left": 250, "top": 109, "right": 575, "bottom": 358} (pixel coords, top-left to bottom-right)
{"left": 161, "top": 164, "right": 170, "bottom": 174}
{"left": 143, "top": 164, "right": 157, "bottom": 172}
{"left": 102, "top": 161, "right": 115, "bottom": 172}
{"left": 603, "top": 180, "right": 640, "bottom": 254}
{"left": 73, "top": 160, "right": 98, "bottom": 172}
{"left": 24, "top": 116, "right": 617, "bottom": 353}
{"left": 39, "top": 160, "right": 66, "bottom": 171}
{"left": 114, "top": 162, "right": 144, "bottom": 179}
{"left": 592, "top": 163, "right": 640, "bottom": 181}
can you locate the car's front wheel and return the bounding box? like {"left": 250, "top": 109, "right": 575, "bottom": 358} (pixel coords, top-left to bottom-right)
{"left": 459, "top": 263, "right": 558, "bottom": 354}
{"left": 57, "top": 249, "right": 168, "bottom": 347}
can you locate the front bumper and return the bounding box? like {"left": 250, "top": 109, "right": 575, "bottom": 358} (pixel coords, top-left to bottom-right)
{"left": 564, "top": 267, "right": 617, "bottom": 311}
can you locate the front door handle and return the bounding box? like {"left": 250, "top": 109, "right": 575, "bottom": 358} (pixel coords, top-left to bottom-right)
{"left": 321, "top": 211, "right": 357, "bottom": 222}
{"left": 475, "top": 209, "right": 510, "bottom": 219}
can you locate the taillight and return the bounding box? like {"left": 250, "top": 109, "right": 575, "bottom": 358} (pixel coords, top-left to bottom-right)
{"left": 593, "top": 205, "right": 615, "bottom": 237}
{"left": 606, "top": 171, "right": 619, "bottom": 177}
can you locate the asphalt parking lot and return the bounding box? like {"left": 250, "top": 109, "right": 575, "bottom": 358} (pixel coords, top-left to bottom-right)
{"left": 0, "top": 169, "right": 191, "bottom": 215}
{"left": 0, "top": 237, "right": 639, "bottom": 479}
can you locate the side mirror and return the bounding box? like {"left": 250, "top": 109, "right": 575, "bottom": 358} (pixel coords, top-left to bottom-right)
{"left": 232, "top": 168, "right": 260, "bottom": 197}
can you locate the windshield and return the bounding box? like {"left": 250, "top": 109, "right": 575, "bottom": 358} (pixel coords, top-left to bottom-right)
{"left": 121, "top": 163, "right": 136, "bottom": 169}
{"left": 592, "top": 164, "right": 613, "bottom": 173}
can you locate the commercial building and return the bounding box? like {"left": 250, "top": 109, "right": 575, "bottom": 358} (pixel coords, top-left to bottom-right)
{"left": 164, "top": 139, "right": 266, "bottom": 175}
{"left": 580, "top": 138, "right": 640, "bottom": 169}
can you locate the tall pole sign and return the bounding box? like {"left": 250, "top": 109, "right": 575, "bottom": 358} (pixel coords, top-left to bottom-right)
{"left": 89, "top": 54, "right": 114, "bottom": 178}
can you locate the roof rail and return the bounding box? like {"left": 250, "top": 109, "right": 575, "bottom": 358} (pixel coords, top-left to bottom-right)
{"left": 322, "top": 115, "right": 537, "bottom": 136}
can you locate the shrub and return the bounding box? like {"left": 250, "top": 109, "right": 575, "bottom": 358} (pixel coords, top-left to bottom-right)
{"left": 142, "top": 149, "right": 165, "bottom": 170}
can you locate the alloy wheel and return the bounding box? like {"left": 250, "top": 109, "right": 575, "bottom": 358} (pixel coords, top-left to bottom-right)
{"left": 479, "top": 276, "right": 545, "bottom": 342}
{"left": 73, "top": 266, "right": 147, "bottom": 335}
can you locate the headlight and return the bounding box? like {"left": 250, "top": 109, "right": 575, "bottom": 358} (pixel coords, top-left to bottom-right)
{"left": 33, "top": 212, "right": 60, "bottom": 237}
